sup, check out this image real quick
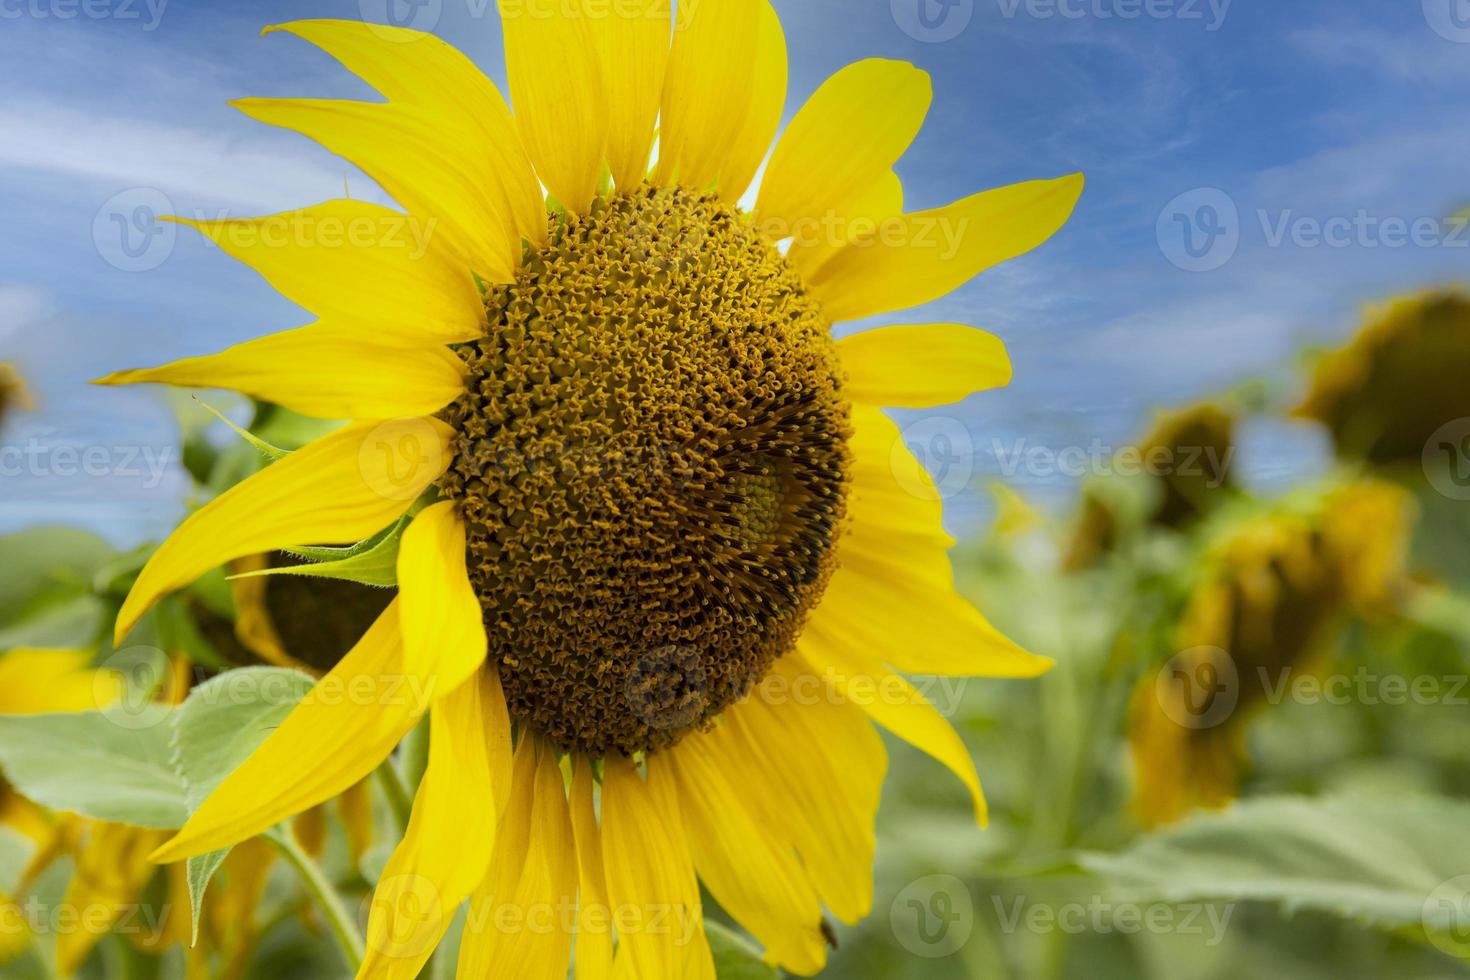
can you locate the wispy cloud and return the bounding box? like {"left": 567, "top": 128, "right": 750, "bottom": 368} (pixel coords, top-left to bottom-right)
{"left": 0, "top": 102, "right": 387, "bottom": 214}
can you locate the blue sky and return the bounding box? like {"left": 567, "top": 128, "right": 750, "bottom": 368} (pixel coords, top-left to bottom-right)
{"left": 3, "top": 0, "right": 1468, "bottom": 543}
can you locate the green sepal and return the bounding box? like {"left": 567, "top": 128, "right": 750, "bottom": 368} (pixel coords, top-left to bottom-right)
{"left": 229, "top": 515, "right": 411, "bottom": 589}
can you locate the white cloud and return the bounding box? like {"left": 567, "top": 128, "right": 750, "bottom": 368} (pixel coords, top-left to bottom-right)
{"left": 1291, "top": 25, "right": 1470, "bottom": 84}
{"left": 0, "top": 101, "right": 390, "bottom": 214}
{"left": 0, "top": 284, "right": 53, "bottom": 343}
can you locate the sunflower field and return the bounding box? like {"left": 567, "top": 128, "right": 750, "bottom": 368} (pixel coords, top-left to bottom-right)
{"left": 3, "top": 2, "right": 1470, "bottom": 979}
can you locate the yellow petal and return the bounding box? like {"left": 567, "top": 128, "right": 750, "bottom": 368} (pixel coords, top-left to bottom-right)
{"left": 601, "top": 756, "right": 714, "bottom": 980}
{"left": 116, "top": 417, "right": 450, "bottom": 644}
{"left": 93, "top": 321, "right": 467, "bottom": 420}
{"left": 152, "top": 603, "right": 424, "bottom": 862}
{"left": 359, "top": 672, "right": 506, "bottom": 980}
{"left": 712, "top": 0, "right": 786, "bottom": 203}
{"left": 595, "top": 0, "right": 669, "bottom": 192}
{"left": 808, "top": 173, "right": 1085, "bottom": 323}
{"left": 655, "top": 0, "right": 774, "bottom": 195}
{"left": 0, "top": 648, "right": 119, "bottom": 714}
{"left": 293, "top": 804, "right": 328, "bottom": 857}
{"left": 232, "top": 101, "right": 523, "bottom": 282}
{"left": 264, "top": 19, "right": 546, "bottom": 249}
{"left": 757, "top": 59, "right": 929, "bottom": 240}
{"left": 457, "top": 735, "right": 577, "bottom": 980}
{"left": 497, "top": 0, "right": 605, "bottom": 213}
{"left": 786, "top": 169, "right": 903, "bottom": 280}
{"left": 725, "top": 661, "right": 885, "bottom": 924}
{"left": 169, "top": 200, "right": 485, "bottom": 343}
{"left": 396, "top": 501, "right": 487, "bottom": 694}
{"left": 338, "top": 777, "right": 374, "bottom": 864}
{"left": 837, "top": 323, "right": 1011, "bottom": 408}
{"left": 822, "top": 406, "right": 1051, "bottom": 678}
{"left": 794, "top": 637, "right": 989, "bottom": 826}
{"left": 569, "top": 758, "right": 613, "bottom": 980}
{"left": 670, "top": 735, "right": 827, "bottom": 975}
{"left": 56, "top": 824, "right": 167, "bottom": 974}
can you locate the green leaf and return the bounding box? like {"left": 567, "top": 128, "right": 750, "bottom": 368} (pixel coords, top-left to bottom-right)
{"left": 0, "top": 527, "right": 117, "bottom": 647}
{"left": 170, "top": 667, "right": 316, "bottom": 943}
{"left": 0, "top": 711, "right": 187, "bottom": 829}
{"left": 1080, "top": 796, "right": 1470, "bottom": 937}
{"left": 234, "top": 516, "right": 409, "bottom": 588}
{"left": 707, "top": 920, "right": 780, "bottom": 979}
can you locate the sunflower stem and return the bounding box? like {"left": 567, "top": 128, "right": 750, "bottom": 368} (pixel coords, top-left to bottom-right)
{"left": 376, "top": 755, "right": 414, "bottom": 834}
{"left": 269, "top": 830, "right": 365, "bottom": 971}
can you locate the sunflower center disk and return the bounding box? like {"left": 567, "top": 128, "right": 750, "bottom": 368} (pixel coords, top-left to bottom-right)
{"left": 440, "top": 186, "right": 851, "bottom": 758}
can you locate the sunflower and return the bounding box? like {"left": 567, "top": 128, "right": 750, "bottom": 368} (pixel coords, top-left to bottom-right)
{"left": 1294, "top": 291, "right": 1470, "bottom": 465}
{"left": 0, "top": 362, "right": 33, "bottom": 428}
{"left": 96, "top": 8, "right": 1079, "bottom": 976}
{"left": 1129, "top": 479, "right": 1413, "bottom": 826}
{"left": 1063, "top": 401, "right": 1237, "bottom": 570}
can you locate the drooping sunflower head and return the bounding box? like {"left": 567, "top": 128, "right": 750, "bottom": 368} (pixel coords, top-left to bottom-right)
{"left": 1129, "top": 478, "right": 1415, "bottom": 826}
{"left": 1063, "top": 401, "right": 1237, "bottom": 571}
{"left": 222, "top": 553, "right": 396, "bottom": 674}
{"left": 1294, "top": 291, "right": 1470, "bottom": 464}
{"left": 441, "top": 186, "right": 850, "bottom": 755}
